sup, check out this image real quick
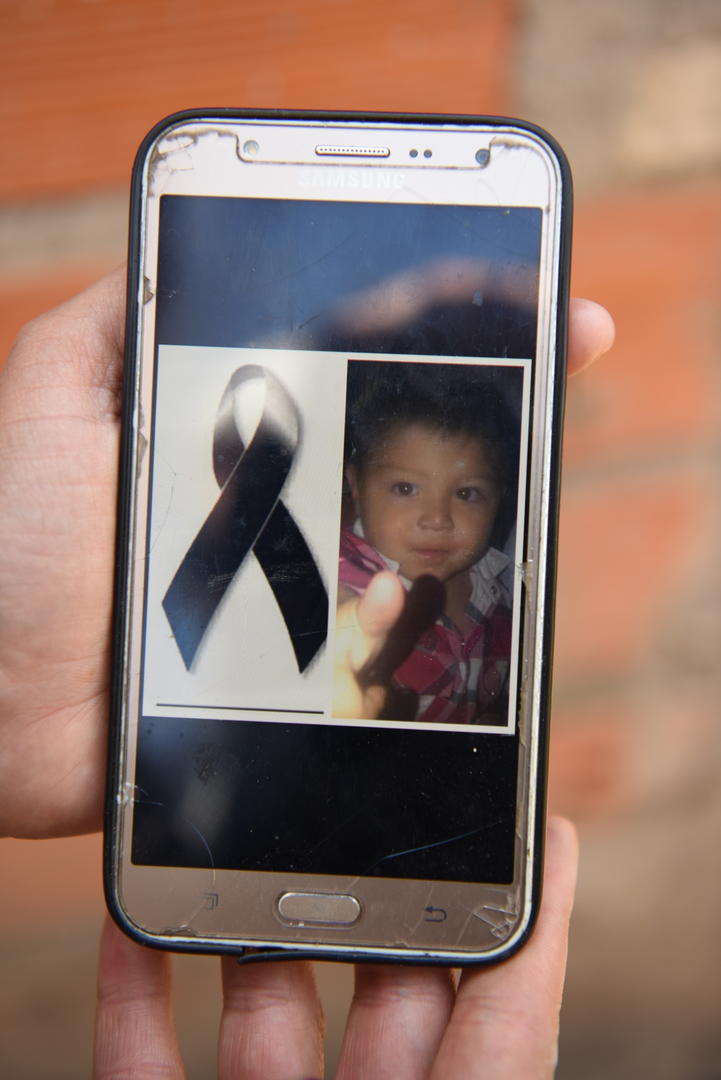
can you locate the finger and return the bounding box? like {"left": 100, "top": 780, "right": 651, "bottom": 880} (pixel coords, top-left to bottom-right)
{"left": 567, "top": 298, "right": 615, "bottom": 376}
{"left": 93, "top": 915, "right": 184, "bottom": 1079}
{"left": 356, "top": 571, "right": 406, "bottom": 640}
{"left": 334, "top": 572, "right": 404, "bottom": 677}
{"left": 429, "top": 816, "right": 579, "bottom": 1080}
{"left": 337, "top": 964, "right": 456, "bottom": 1080}
{"left": 350, "top": 571, "right": 406, "bottom": 675}
{"left": 219, "top": 958, "right": 324, "bottom": 1080}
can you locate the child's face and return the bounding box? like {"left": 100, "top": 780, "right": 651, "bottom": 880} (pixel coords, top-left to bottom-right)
{"left": 348, "top": 422, "right": 502, "bottom": 585}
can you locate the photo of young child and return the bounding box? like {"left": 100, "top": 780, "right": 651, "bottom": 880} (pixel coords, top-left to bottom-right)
{"left": 334, "top": 358, "right": 525, "bottom": 728}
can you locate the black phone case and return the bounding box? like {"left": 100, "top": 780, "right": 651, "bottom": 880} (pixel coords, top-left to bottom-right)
{"left": 104, "top": 108, "right": 572, "bottom": 966}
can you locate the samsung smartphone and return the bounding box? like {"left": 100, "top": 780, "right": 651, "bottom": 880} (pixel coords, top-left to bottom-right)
{"left": 105, "top": 110, "right": 571, "bottom": 965}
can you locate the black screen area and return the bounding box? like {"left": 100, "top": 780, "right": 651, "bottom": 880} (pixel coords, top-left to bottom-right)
{"left": 133, "top": 195, "right": 542, "bottom": 884}
{"left": 132, "top": 719, "right": 517, "bottom": 883}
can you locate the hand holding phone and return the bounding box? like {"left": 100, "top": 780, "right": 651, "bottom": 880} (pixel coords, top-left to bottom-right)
{"left": 0, "top": 274, "right": 612, "bottom": 844}
{"left": 1, "top": 111, "right": 613, "bottom": 972}
{"left": 94, "top": 817, "right": 579, "bottom": 1077}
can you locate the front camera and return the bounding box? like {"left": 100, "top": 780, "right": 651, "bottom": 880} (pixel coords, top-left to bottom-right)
{"left": 243, "top": 139, "right": 260, "bottom": 157}
{"left": 475, "top": 148, "right": 490, "bottom": 167}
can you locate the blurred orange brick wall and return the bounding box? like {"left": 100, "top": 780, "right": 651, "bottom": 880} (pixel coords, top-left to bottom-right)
{"left": 1, "top": 0, "right": 517, "bottom": 199}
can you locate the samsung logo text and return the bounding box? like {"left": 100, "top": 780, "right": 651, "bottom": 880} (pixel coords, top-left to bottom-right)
{"left": 298, "top": 169, "right": 407, "bottom": 192}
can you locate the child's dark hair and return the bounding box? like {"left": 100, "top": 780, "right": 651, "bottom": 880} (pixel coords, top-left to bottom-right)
{"left": 344, "top": 359, "right": 521, "bottom": 547}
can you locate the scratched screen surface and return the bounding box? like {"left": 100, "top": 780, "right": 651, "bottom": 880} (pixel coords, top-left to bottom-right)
{"left": 131, "top": 196, "right": 541, "bottom": 882}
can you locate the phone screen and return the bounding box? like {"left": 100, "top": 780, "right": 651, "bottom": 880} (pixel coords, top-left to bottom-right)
{"left": 129, "top": 192, "right": 541, "bottom": 887}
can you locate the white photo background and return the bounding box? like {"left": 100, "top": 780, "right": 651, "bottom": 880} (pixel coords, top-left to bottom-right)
{"left": 142, "top": 345, "right": 346, "bottom": 717}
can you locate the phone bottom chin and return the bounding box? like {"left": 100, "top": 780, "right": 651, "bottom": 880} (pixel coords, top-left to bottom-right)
{"left": 111, "top": 860, "right": 530, "bottom": 964}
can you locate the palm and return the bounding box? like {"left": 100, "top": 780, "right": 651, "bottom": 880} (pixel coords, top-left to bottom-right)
{"left": 0, "top": 270, "right": 125, "bottom": 836}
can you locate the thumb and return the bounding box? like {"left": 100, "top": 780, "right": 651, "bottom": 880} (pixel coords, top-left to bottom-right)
{"left": 355, "top": 571, "right": 406, "bottom": 641}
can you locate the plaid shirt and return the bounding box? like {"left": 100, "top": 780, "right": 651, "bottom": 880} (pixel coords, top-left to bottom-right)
{"left": 339, "top": 527, "right": 512, "bottom": 725}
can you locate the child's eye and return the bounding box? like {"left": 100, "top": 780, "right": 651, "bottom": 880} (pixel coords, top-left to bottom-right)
{"left": 456, "top": 486, "right": 485, "bottom": 503}
{"left": 391, "top": 481, "right": 418, "bottom": 497}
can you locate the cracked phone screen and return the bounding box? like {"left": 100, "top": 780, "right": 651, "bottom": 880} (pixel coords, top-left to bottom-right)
{"left": 104, "top": 107, "right": 568, "bottom": 967}
{"left": 129, "top": 189, "right": 541, "bottom": 893}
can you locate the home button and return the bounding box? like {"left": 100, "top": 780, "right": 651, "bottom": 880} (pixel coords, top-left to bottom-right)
{"left": 276, "top": 891, "right": 362, "bottom": 927}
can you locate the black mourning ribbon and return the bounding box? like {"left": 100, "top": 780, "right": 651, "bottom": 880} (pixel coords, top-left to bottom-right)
{"left": 162, "top": 365, "right": 328, "bottom": 672}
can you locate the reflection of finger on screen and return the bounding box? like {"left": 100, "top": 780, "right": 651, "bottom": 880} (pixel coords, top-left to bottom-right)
{"left": 359, "top": 573, "right": 444, "bottom": 687}
{"left": 356, "top": 571, "right": 405, "bottom": 639}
